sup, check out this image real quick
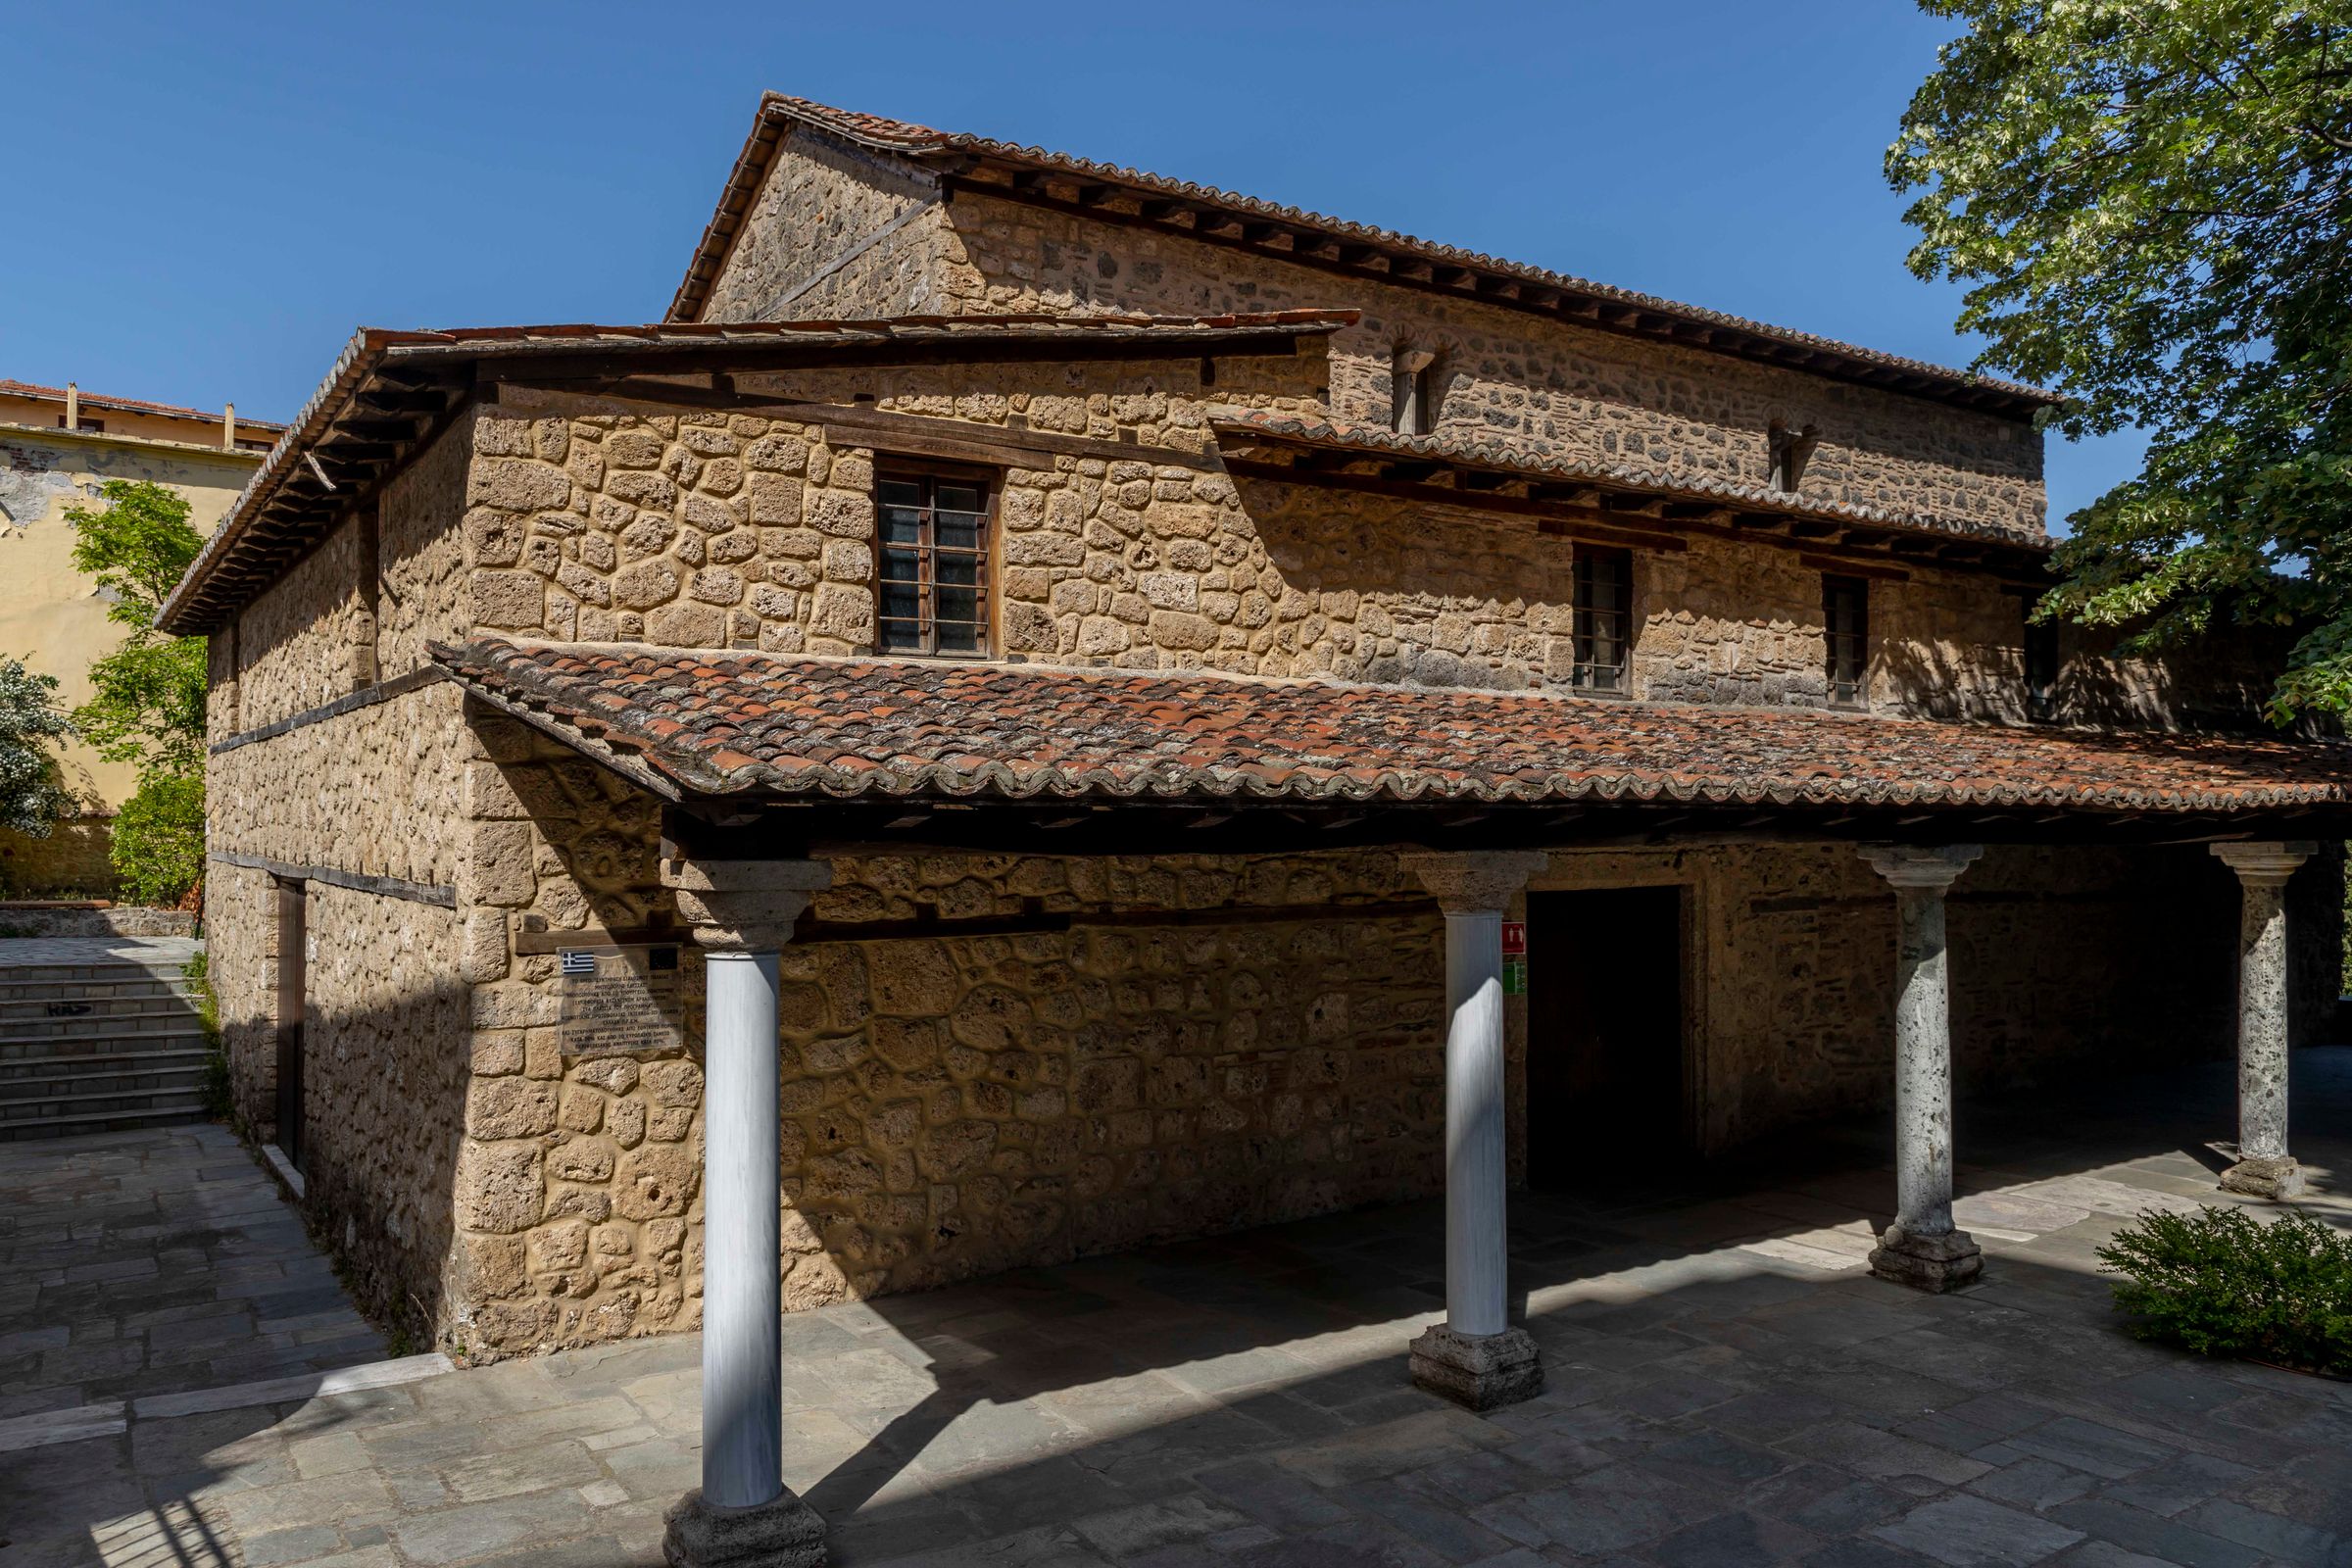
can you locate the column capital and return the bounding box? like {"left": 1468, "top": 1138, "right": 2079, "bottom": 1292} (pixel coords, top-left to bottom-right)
{"left": 1857, "top": 843, "right": 1983, "bottom": 892}
{"left": 2210, "top": 840, "right": 2317, "bottom": 887}
{"left": 659, "top": 857, "right": 831, "bottom": 951}
{"left": 1401, "top": 851, "right": 1548, "bottom": 913}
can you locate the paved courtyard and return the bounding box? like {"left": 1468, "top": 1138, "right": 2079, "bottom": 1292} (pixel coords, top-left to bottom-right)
{"left": 3, "top": 1052, "right": 2349, "bottom": 1568}
{"left": 0, "top": 1123, "right": 385, "bottom": 1421}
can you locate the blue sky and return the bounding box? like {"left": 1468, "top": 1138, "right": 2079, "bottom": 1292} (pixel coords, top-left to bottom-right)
{"left": 2, "top": 0, "right": 2139, "bottom": 527}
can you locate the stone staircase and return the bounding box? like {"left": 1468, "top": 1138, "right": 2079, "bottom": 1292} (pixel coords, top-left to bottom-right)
{"left": 0, "top": 960, "right": 212, "bottom": 1140}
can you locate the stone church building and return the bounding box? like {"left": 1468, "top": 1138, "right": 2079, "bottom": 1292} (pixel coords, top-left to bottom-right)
{"left": 162, "top": 95, "right": 2349, "bottom": 1562}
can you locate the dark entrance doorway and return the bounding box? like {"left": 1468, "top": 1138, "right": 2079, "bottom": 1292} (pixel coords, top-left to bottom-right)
{"left": 274, "top": 878, "right": 308, "bottom": 1171}
{"left": 1526, "top": 886, "right": 1686, "bottom": 1188}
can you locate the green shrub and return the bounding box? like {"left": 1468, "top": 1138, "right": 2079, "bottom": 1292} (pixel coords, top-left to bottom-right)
{"left": 112, "top": 768, "right": 203, "bottom": 908}
{"left": 183, "top": 950, "right": 229, "bottom": 1121}
{"left": 2097, "top": 1204, "right": 2352, "bottom": 1376}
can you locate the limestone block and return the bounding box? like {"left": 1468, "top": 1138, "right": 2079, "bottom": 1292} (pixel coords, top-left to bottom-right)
{"left": 469, "top": 459, "right": 571, "bottom": 512}
{"left": 642, "top": 1058, "right": 704, "bottom": 1108}
{"left": 470, "top": 571, "right": 545, "bottom": 631}
{"left": 467, "top": 1077, "right": 559, "bottom": 1140}
{"left": 647, "top": 603, "right": 727, "bottom": 646}
{"left": 452, "top": 1232, "right": 529, "bottom": 1300}
{"left": 615, "top": 1143, "right": 699, "bottom": 1220}
{"left": 467, "top": 821, "right": 538, "bottom": 908}
{"left": 455, "top": 1141, "right": 546, "bottom": 1234}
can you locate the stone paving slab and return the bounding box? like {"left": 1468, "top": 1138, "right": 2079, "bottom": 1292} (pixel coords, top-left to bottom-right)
{"left": 5, "top": 1054, "right": 2352, "bottom": 1566}
{"left": 0, "top": 1122, "right": 385, "bottom": 1420}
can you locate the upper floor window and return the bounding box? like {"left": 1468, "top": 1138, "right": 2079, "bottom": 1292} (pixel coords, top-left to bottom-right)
{"left": 877, "top": 467, "right": 991, "bottom": 656}
{"left": 1394, "top": 348, "right": 1440, "bottom": 435}
{"left": 1571, "top": 548, "right": 1635, "bottom": 694}
{"left": 1769, "top": 419, "right": 1820, "bottom": 492}
{"left": 1822, "top": 574, "right": 1868, "bottom": 708}
{"left": 2023, "top": 604, "right": 2060, "bottom": 718}
{"left": 57, "top": 415, "right": 104, "bottom": 433}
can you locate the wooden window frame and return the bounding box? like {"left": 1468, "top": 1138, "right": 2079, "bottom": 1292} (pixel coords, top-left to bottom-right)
{"left": 2022, "top": 605, "right": 2061, "bottom": 719}
{"left": 1571, "top": 547, "right": 1636, "bottom": 695}
{"left": 1822, "top": 573, "right": 1869, "bottom": 709}
{"left": 875, "top": 463, "right": 996, "bottom": 658}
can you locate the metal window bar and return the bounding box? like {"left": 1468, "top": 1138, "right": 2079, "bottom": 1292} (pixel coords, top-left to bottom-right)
{"left": 877, "top": 471, "right": 991, "bottom": 657}
{"left": 1823, "top": 575, "right": 1868, "bottom": 707}
{"left": 1572, "top": 550, "right": 1633, "bottom": 692}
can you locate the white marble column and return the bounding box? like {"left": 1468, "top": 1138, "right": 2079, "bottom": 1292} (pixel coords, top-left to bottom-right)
{"left": 1399, "top": 850, "right": 1546, "bottom": 1409}
{"left": 2210, "top": 842, "right": 2315, "bottom": 1200}
{"left": 1858, "top": 845, "right": 1984, "bottom": 1293}
{"left": 660, "top": 855, "right": 831, "bottom": 1568}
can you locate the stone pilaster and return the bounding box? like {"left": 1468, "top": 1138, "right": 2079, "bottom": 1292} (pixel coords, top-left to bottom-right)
{"left": 1857, "top": 844, "right": 1983, "bottom": 1293}
{"left": 659, "top": 856, "right": 830, "bottom": 1568}
{"left": 1400, "top": 850, "right": 1546, "bottom": 1410}
{"left": 2210, "top": 842, "right": 2315, "bottom": 1200}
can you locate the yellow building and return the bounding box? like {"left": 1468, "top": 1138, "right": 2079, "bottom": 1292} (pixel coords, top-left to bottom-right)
{"left": 0, "top": 379, "right": 281, "bottom": 893}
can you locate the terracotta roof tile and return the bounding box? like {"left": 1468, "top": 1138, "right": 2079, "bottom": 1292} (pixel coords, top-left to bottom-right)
{"left": 670, "top": 94, "right": 2059, "bottom": 415}
{"left": 430, "top": 639, "right": 2352, "bottom": 816}
{"left": 0, "top": 379, "right": 286, "bottom": 431}
{"left": 1213, "top": 410, "right": 2052, "bottom": 551}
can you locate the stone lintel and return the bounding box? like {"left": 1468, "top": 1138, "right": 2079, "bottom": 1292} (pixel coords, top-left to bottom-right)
{"left": 1867, "top": 1221, "right": 1983, "bottom": 1293}
{"left": 662, "top": 1487, "right": 825, "bottom": 1568}
{"left": 2218, "top": 1154, "right": 2305, "bottom": 1200}
{"left": 659, "top": 858, "right": 832, "bottom": 951}
{"left": 1408, "top": 1322, "right": 1543, "bottom": 1410}
{"left": 1857, "top": 843, "right": 1984, "bottom": 891}
{"left": 2209, "top": 841, "right": 2318, "bottom": 887}
{"left": 1400, "top": 851, "right": 1548, "bottom": 914}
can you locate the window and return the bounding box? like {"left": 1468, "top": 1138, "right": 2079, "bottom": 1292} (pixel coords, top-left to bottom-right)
{"left": 1769, "top": 419, "right": 1820, "bottom": 492}
{"left": 1822, "top": 574, "right": 1868, "bottom": 708}
{"left": 1571, "top": 548, "right": 1635, "bottom": 693}
{"left": 57, "top": 415, "right": 104, "bottom": 433}
{"left": 877, "top": 468, "right": 991, "bottom": 656}
{"left": 1394, "top": 348, "right": 1439, "bottom": 435}
{"left": 2023, "top": 604, "right": 2060, "bottom": 717}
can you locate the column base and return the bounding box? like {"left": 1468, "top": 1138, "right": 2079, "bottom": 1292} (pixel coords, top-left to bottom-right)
{"left": 2219, "top": 1155, "right": 2304, "bottom": 1200}
{"left": 1409, "top": 1323, "right": 1543, "bottom": 1410}
{"left": 663, "top": 1488, "right": 826, "bottom": 1568}
{"left": 1868, "top": 1222, "right": 1983, "bottom": 1293}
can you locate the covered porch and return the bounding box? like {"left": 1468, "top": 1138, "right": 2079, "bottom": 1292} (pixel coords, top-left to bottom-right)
{"left": 18, "top": 1050, "right": 2351, "bottom": 1567}
{"left": 429, "top": 637, "right": 2352, "bottom": 1565}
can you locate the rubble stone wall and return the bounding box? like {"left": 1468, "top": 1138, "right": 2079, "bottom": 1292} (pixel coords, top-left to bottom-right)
{"left": 698, "top": 125, "right": 955, "bottom": 322}
{"left": 465, "top": 375, "right": 2228, "bottom": 725}
{"left": 928, "top": 188, "right": 2045, "bottom": 536}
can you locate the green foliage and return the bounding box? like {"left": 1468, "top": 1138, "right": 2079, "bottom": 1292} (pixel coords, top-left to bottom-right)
{"left": 183, "top": 950, "right": 229, "bottom": 1121}
{"left": 64, "top": 480, "right": 207, "bottom": 774}
{"left": 1889, "top": 3, "right": 2352, "bottom": 720}
{"left": 111, "top": 768, "right": 204, "bottom": 907}
{"left": 2096, "top": 1204, "right": 2352, "bottom": 1374}
{"left": 0, "top": 656, "right": 77, "bottom": 837}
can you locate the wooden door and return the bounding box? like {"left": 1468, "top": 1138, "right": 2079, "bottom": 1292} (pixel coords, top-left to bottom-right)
{"left": 274, "top": 879, "right": 307, "bottom": 1170}
{"left": 1525, "top": 886, "right": 1686, "bottom": 1188}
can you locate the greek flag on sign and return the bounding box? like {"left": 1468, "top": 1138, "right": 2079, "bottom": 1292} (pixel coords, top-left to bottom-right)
{"left": 560, "top": 951, "right": 598, "bottom": 976}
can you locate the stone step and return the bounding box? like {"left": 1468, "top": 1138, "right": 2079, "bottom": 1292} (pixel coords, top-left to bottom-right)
{"left": 0, "top": 1103, "right": 210, "bottom": 1141}
{"left": 0, "top": 1084, "right": 209, "bottom": 1125}
{"left": 0, "top": 991, "right": 203, "bottom": 1018}
{"left": 0, "top": 1013, "right": 208, "bottom": 1044}
{"left": 0, "top": 1027, "right": 209, "bottom": 1061}
{"left": 0, "top": 987, "right": 204, "bottom": 1010}
{"left": 0, "top": 959, "right": 193, "bottom": 983}
{"left": 0, "top": 1055, "right": 209, "bottom": 1100}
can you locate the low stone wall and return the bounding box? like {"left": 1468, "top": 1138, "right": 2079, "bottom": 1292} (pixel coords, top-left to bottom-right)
{"left": 0, "top": 903, "right": 197, "bottom": 938}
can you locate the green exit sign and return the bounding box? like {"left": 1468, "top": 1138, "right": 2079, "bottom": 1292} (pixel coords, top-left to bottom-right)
{"left": 1502, "top": 959, "right": 1528, "bottom": 997}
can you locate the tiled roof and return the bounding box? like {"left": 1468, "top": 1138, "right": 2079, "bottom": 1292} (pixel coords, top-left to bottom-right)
{"left": 1213, "top": 411, "right": 2053, "bottom": 553}
{"left": 430, "top": 639, "right": 2352, "bottom": 816}
{"left": 670, "top": 94, "right": 2060, "bottom": 416}
{"left": 0, "top": 378, "right": 286, "bottom": 431}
